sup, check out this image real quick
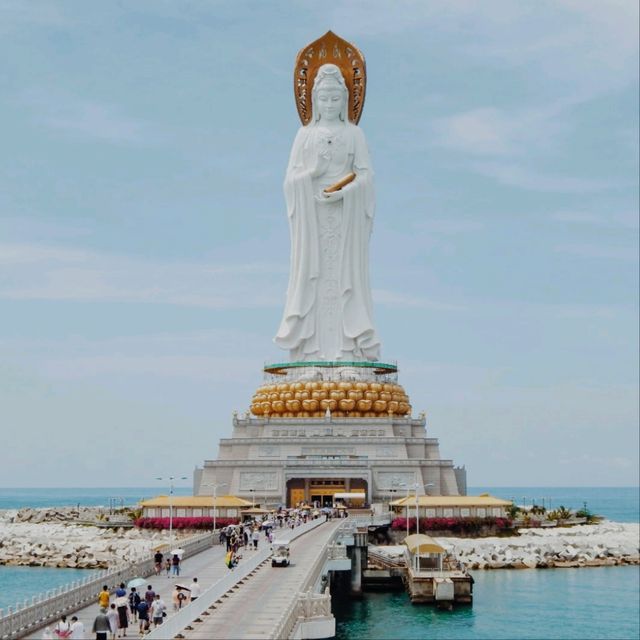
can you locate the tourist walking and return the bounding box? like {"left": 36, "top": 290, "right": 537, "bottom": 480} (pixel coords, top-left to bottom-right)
{"left": 171, "top": 585, "right": 181, "bottom": 611}
{"left": 115, "top": 583, "right": 127, "bottom": 598}
{"left": 69, "top": 616, "right": 85, "bottom": 639}
{"left": 151, "top": 594, "right": 167, "bottom": 627}
{"left": 171, "top": 553, "right": 181, "bottom": 576}
{"left": 165, "top": 558, "right": 171, "bottom": 577}
{"left": 114, "top": 592, "right": 129, "bottom": 637}
{"left": 106, "top": 603, "right": 119, "bottom": 640}
{"left": 153, "top": 550, "right": 163, "bottom": 575}
{"left": 225, "top": 525, "right": 233, "bottom": 551}
{"left": 98, "top": 585, "right": 110, "bottom": 609}
{"left": 128, "top": 587, "right": 140, "bottom": 622}
{"left": 251, "top": 527, "right": 260, "bottom": 550}
{"left": 136, "top": 600, "right": 150, "bottom": 635}
{"left": 53, "top": 614, "right": 71, "bottom": 638}
{"left": 144, "top": 585, "right": 155, "bottom": 611}
{"left": 91, "top": 608, "right": 111, "bottom": 640}
{"left": 190, "top": 577, "right": 201, "bottom": 602}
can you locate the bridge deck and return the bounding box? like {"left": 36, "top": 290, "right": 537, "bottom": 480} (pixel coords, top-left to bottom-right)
{"left": 181, "top": 519, "right": 343, "bottom": 639}
{"left": 26, "top": 539, "right": 255, "bottom": 638}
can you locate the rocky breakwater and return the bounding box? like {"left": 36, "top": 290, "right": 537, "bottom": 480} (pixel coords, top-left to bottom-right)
{"left": 0, "top": 521, "right": 179, "bottom": 569}
{"left": 371, "top": 522, "right": 639, "bottom": 570}
{"left": 3, "top": 506, "right": 129, "bottom": 525}
{"left": 438, "top": 522, "right": 640, "bottom": 569}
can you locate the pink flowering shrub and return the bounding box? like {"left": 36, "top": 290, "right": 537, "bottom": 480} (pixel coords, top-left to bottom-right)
{"left": 134, "top": 517, "right": 239, "bottom": 530}
{"left": 390, "top": 516, "right": 512, "bottom": 535}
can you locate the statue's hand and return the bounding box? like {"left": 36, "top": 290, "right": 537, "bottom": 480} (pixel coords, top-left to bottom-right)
{"left": 315, "top": 189, "right": 344, "bottom": 203}
{"left": 310, "top": 151, "right": 331, "bottom": 178}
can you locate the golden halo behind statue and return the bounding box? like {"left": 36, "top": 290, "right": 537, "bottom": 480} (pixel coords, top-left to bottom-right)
{"left": 294, "top": 31, "right": 366, "bottom": 126}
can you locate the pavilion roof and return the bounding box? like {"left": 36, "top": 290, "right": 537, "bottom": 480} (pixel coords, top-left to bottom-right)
{"left": 389, "top": 494, "right": 512, "bottom": 508}
{"left": 139, "top": 495, "right": 252, "bottom": 508}
{"left": 404, "top": 534, "right": 446, "bottom": 555}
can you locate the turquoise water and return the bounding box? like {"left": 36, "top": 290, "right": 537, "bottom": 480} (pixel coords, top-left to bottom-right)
{"left": 0, "top": 566, "right": 99, "bottom": 613}
{"left": 0, "top": 486, "right": 192, "bottom": 510}
{"left": 469, "top": 486, "right": 639, "bottom": 523}
{"left": 334, "top": 566, "right": 640, "bottom": 639}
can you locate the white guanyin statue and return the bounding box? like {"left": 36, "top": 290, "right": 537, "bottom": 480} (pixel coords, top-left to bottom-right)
{"left": 274, "top": 62, "right": 381, "bottom": 362}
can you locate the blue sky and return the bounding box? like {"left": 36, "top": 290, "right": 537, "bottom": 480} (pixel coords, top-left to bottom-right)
{"left": 1, "top": 1, "right": 637, "bottom": 488}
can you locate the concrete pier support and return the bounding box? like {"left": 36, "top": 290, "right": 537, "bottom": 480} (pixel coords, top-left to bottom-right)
{"left": 350, "top": 531, "right": 368, "bottom": 595}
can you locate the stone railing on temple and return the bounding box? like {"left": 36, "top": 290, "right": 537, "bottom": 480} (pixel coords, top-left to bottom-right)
{"left": 0, "top": 532, "right": 213, "bottom": 640}
{"left": 232, "top": 414, "right": 427, "bottom": 427}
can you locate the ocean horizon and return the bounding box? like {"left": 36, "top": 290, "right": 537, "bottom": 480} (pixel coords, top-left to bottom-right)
{"left": 1, "top": 485, "right": 637, "bottom": 523}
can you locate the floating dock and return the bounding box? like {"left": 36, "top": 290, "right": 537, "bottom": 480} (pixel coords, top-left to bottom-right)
{"left": 366, "top": 535, "right": 474, "bottom": 606}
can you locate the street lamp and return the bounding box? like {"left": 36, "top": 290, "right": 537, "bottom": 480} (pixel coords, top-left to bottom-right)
{"left": 156, "top": 475, "right": 187, "bottom": 550}
{"left": 202, "top": 482, "right": 227, "bottom": 540}
{"left": 416, "top": 483, "right": 435, "bottom": 537}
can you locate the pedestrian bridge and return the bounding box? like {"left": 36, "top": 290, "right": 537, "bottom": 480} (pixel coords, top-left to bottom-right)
{"left": 147, "top": 518, "right": 352, "bottom": 640}
{"left": 6, "top": 517, "right": 357, "bottom": 640}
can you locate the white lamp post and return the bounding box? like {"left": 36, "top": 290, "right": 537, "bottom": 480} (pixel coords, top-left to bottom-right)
{"left": 416, "top": 483, "right": 435, "bottom": 538}
{"left": 156, "top": 475, "right": 187, "bottom": 550}
{"left": 202, "top": 482, "right": 227, "bottom": 540}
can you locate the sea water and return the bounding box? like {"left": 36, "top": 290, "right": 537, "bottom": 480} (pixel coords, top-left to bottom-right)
{"left": 0, "top": 486, "right": 192, "bottom": 510}
{"left": 334, "top": 566, "right": 640, "bottom": 639}
{"left": 0, "top": 567, "right": 100, "bottom": 613}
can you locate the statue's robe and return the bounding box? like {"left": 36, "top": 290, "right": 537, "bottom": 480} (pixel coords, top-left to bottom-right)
{"left": 274, "top": 122, "right": 381, "bottom": 361}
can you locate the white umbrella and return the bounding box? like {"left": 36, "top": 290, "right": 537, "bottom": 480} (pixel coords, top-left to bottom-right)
{"left": 127, "top": 577, "right": 146, "bottom": 589}
{"left": 170, "top": 548, "right": 185, "bottom": 556}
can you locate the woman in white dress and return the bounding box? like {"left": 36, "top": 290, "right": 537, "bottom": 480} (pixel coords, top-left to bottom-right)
{"left": 275, "top": 64, "right": 381, "bottom": 363}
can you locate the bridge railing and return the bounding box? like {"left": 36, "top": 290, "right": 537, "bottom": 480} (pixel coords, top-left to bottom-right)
{"left": 270, "top": 521, "right": 349, "bottom": 639}
{"left": 0, "top": 532, "right": 213, "bottom": 640}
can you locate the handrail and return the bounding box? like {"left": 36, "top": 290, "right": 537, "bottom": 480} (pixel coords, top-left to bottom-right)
{"left": 0, "top": 532, "right": 213, "bottom": 640}
{"left": 368, "top": 548, "right": 406, "bottom": 568}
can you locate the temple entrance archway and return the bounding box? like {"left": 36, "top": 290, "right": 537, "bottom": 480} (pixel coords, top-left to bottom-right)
{"left": 285, "top": 477, "right": 368, "bottom": 507}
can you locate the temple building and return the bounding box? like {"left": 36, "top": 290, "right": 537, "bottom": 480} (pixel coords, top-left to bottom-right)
{"left": 194, "top": 362, "right": 467, "bottom": 508}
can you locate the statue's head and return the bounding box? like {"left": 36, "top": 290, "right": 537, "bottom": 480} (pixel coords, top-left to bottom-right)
{"left": 312, "top": 64, "right": 348, "bottom": 124}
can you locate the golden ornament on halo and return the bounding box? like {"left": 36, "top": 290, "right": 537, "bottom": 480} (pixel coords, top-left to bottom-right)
{"left": 293, "top": 31, "right": 367, "bottom": 126}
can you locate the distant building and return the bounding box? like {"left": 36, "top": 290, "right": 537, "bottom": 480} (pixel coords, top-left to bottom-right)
{"left": 390, "top": 494, "right": 512, "bottom": 519}
{"left": 194, "top": 370, "right": 467, "bottom": 509}
{"left": 139, "top": 495, "right": 252, "bottom": 520}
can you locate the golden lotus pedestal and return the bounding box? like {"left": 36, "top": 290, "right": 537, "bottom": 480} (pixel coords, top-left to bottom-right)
{"left": 250, "top": 361, "right": 411, "bottom": 419}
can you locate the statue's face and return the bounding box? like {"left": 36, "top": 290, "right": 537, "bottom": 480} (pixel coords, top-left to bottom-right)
{"left": 316, "top": 86, "right": 344, "bottom": 122}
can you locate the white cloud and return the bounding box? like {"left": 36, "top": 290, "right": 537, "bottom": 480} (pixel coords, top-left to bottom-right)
{"left": 472, "top": 162, "right": 618, "bottom": 193}
{"left": 432, "top": 103, "right": 570, "bottom": 157}
{"left": 21, "top": 91, "right": 156, "bottom": 144}
{"left": 373, "top": 289, "right": 463, "bottom": 311}
{"left": 551, "top": 211, "right": 639, "bottom": 230}
{"left": 414, "top": 219, "right": 484, "bottom": 234}
{"left": 554, "top": 243, "right": 639, "bottom": 262}
{"left": 0, "top": 243, "right": 286, "bottom": 309}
